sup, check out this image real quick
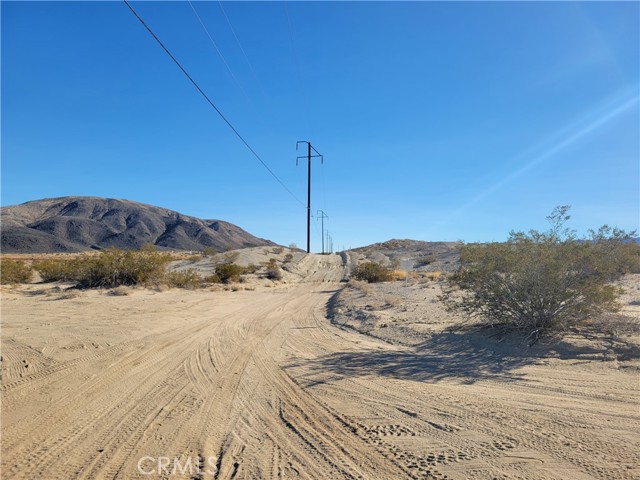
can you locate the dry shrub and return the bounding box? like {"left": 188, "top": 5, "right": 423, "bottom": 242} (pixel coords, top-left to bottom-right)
{"left": 56, "top": 290, "right": 81, "bottom": 300}
{"left": 384, "top": 295, "right": 402, "bottom": 307}
{"left": 283, "top": 253, "right": 294, "bottom": 263}
{"left": 391, "top": 270, "right": 407, "bottom": 281}
{"left": 222, "top": 251, "right": 240, "bottom": 262}
{"left": 165, "top": 269, "right": 202, "bottom": 289}
{"left": 0, "top": 259, "right": 33, "bottom": 284}
{"left": 266, "top": 267, "right": 283, "bottom": 281}
{"left": 349, "top": 279, "right": 373, "bottom": 295}
{"left": 109, "top": 286, "right": 131, "bottom": 296}
{"left": 425, "top": 271, "right": 443, "bottom": 282}
{"left": 272, "top": 247, "right": 284, "bottom": 254}
{"left": 351, "top": 262, "right": 392, "bottom": 283}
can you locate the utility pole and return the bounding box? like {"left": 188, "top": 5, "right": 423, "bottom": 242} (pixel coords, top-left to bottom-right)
{"left": 296, "top": 141, "right": 323, "bottom": 253}
{"left": 317, "top": 210, "right": 328, "bottom": 254}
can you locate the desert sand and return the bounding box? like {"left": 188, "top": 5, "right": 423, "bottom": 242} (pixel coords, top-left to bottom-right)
{"left": 1, "top": 253, "right": 639, "bottom": 479}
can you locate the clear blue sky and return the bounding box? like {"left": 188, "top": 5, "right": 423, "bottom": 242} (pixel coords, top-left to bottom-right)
{"left": 2, "top": 1, "right": 638, "bottom": 250}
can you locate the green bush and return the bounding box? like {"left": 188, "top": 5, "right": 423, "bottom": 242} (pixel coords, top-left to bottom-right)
{"left": 34, "top": 247, "right": 172, "bottom": 288}
{"left": 73, "top": 247, "right": 172, "bottom": 288}
{"left": 165, "top": 269, "right": 203, "bottom": 289}
{"left": 0, "top": 259, "right": 33, "bottom": 284}
{"left": 214, "top": 263, "right": 244, "bottom": 284}
{"left": 202, "top": 246, "right": 218, "bottom": 257}
{"left": 441, "top": 206, "right": 636, "bottom": 342}
{"left": 351, "top": 262, "right": 393, "bottom": 283}
{"left": 244, "top": 263, "right": 260, "bottom": 274}
{"left": 33, "top": 259, "right": 76, "bottom": 282}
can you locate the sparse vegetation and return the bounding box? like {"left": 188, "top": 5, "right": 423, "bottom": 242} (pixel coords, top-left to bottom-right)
{"left": 351, "top": 262, "right": 393, "bottom": 283}
{"left": 165, "top": 269, "right": 203, "bottom": 289}
{"left": 202, "top": 246, "right": 218, "bottom": 257}
{"left": 213, "top": 262, "right": 244, "bottom": 284}
{"left": 283, "top": 253, "right": 294, "bottom": 263}
{"left": 414, "top": 254, "right": 437, "bottom": 268}
{"left": 0, "top": 259, "right": 33, "bottom": 284}
{"left": 266, "top": 266, "right": 283, "bottom": 281}
{"left": 33, "top": 259, "right": 76, "bottom": 282}
{"left": 272, "top": 246, "right": 284, "bottom": 254}
{"left": 33, "top": 246, "right": 206, "bottom": 289}
{"left": 441, "top": 206, "right": 638, "bottom": 342}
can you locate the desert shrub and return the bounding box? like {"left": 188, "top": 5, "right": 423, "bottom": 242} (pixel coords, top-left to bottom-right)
{"left": 414, "top": 254, "right": 437, "bottom": 268}
{"left": 222, "top": 251, "right": 240, "bottom": 262}
{"left": 33, "top": 259, "right": 76, "bottom": 282}
{"left": 351, "top": 262, "right": 393, "bottom": 283}
{"left": 165, "top": 269, "right": 203, "bottom": 289}
{"left": 266, "top": 267, "right": 283, "bottom": 281}
{"left": 0, "top": 259, "right": 33, "bottom": 284}
{"left": 37, "top": 247, "right": 172, "bottom": 288}
{"left": 272, "top": 246, "right": 284, "bottom": 254}
{"left": 202, "top": 246, "right": 218, "bottom": 256}
{"left": 214, "top": 262, "right": 243, "bottom": 283}
{"left": 244, "top": 263, "right": 260, "bottom": 274}
{"left": 441, "top": 206, "right": 636, "bottom": 342}
{"left": 425, "top": 271, "right": 443, "bottom": 282}
{"left": 283, "top": 253, "right": 294, "bottom": 263}
{"left": 73, "top": 247, "right": 172, "bottom": 288}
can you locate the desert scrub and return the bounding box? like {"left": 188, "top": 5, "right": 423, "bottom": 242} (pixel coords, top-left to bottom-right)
{"left": 35, "top": 246, "right": 172, "bottom": 288}
{"left": 266, "top": 266, "right": 283, "bottom": 281}
{"left": 33, "top": 259, "right": 76, "bottom": 282}
{"left": 351, "top": 262, "right": 393, "bottom": 283}
{"left": 213, "top": 263, "right": 244, "bottom": 284}
{"left": 441, "top": 206, "right": 638, "bottom": 342}
{"left": 165, "top": 269, "right": 203, "bottom": 289}
{"left": 0, "top": 259, "right": 33, "bottom": 284}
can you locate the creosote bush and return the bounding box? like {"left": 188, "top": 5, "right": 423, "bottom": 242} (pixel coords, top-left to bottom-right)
{"left": 441, "top": 206, "right": 638, "bottom": 342}
{"left": 213, "top": 262, "right": 244, "bottom": 284}
{"left": 165, "top": 269, "right": 203, "bottom": 289}
{"left": 0, "top": 259, "right": 33, "bottom": 284}
{"left": 266, "top": 266, "right": 283, "bottom": 281}
{"left": 351, "top": 262, "right": 393, "bottom": 283}
{"left": 33, "top": 246, "right": 198, "bottom": 289}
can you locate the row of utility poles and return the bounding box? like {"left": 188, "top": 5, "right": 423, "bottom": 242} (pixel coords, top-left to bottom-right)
{"left": 297, "top": 141, "right": 332, "bottom": 254}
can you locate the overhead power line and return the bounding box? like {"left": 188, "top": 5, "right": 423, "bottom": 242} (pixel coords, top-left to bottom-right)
{"left": 123, "top": 0, "right": 304, "bottom": 207}
{"left": 187, "top": 0, "right": 251, "bottom": 104}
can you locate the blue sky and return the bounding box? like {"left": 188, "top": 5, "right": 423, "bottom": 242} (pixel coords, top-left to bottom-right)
{"left": 2, "top": 1, "right": 638, "bottom": 250}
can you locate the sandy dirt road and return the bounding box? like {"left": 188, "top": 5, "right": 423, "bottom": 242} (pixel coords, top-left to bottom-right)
{"left": 1, "top": 254, "right": 639, "bottom": 479}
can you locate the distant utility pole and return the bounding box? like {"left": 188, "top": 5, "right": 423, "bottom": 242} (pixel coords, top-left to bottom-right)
{"left": 296, "top": 141, "right": 323, "bottom": 253}
{"left": 317, "top": 210, "right": 328, "bottom": 254}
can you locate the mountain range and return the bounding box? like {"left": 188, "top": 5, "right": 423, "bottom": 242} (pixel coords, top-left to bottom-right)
{"left": 1, "top": 196, "right": 275, "bottom": 253}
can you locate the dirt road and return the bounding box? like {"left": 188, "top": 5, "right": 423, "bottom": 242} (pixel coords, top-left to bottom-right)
{"left": 1, "top": 254, "right": 639, "bottom": 479}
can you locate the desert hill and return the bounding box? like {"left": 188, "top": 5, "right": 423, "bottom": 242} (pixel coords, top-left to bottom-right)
{"left": 0, "top": 196, "right": 275, "bottom": 253}
{"left": 349, "top": 238, "right": 462, "bottom": 272}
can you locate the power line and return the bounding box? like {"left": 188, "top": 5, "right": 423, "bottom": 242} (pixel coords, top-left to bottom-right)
{"left": 187, "top": 0, "right": 252, "bottom": 105}
{"left": 123, "top": 0, "right": 305, "bottom": 207}
{"left": 217, "top": 0, "right": 271, "bottom": 107}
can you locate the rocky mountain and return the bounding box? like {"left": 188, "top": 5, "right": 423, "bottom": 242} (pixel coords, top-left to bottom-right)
{"left": 1, "top": 197, "right": 275, "bottom": 253}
